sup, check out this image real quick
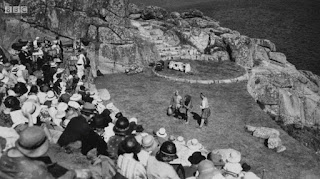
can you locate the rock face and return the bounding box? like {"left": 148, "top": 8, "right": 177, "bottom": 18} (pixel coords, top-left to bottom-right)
{"left": 1, "top": 0, "right": 320, "bottom": 128}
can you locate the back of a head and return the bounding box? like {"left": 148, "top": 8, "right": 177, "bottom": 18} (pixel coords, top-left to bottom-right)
{"left": 198, "top": 160, "right": 215, "bottom": 174}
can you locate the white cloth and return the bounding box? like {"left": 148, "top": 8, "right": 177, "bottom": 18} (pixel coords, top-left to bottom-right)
{"left": 0, "top": 127, "right": 19, "bottom": 151}
{"left": 103, "top": 123, "right": 115, "bottom": 143}
{"left": 200, "top": 97, "right": 209, "bottom": 109}
{"left": 10, "top": 110, "right": 29, "bottom": 128}
{"left": 223, "top": 163, "right": 242, "bottom": 175}
{"left": 239, "top": 171, "right": 261, "bottom": 179}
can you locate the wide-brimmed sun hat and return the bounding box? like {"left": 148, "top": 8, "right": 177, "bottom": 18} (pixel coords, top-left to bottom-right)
{"left": 175, "top": 136, "right": 186, "bottom": 145}
{"left": 46, "top": 91, "right": 56, "bottom": 101}
{"left": 113, "top": 117, "right": 134, "bottom": 136}
{"left": 142, "top": 135, "right": 159, "bottom": 152}
{"left": 187, "top": 139, "right": 203, "bottom": 151}
{"left": 55, "top": 110, "right": 66, "bottom": 119}
{"left": 15, "top": 126, "right": 49, "bottom": 158}
{"left": 81, "top": 102, "right": 96, "bottom": 114}
{"left": 21, "top": 99, "right": 42, "bottom": 124}
{"left": 70, "top": 93, "right": 82, "bottom": 101}
{"left": 68, "top": 101, "right": 80, "bottom": 109}
{"left": 226, "top": 150, "right": 241, "bottom": 163}
{"left": 188, "top": 151, "right": 206, "bottom": 165}
{"left": 57, "top": 102, "right": 68, "bottom": 111}
{"left": 56, "top": 68, "right": 64, "bottom": 74}
{"left": 156, "top": 128, "right": 167, "bottom": 138}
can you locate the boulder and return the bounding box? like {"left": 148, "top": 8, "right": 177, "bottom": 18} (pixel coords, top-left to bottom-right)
{"left": 222, "top": 34, "right": 254, "bottom": 68}
{"left": 181, "top": 9, "right": 204, "bottom": 18}
{"left": 170, "top": 12, "right": 181, "bottom": 19}
{"left": 129, "top": 14, "right": 141, "bottom": 20}
{"left": 269, "top": 52, "right": 287, "bottom": 64}
{"left": 128, "top": 3, "right": 142, "bottom": 14}
{"left": 252, "top": 38, "right": 276, "bottom": 52}
{"left": 245, "top": 125, "right": 280, "bottom": 139}
{"left": 141, "top": 6, "right": 168, "bottom": 20}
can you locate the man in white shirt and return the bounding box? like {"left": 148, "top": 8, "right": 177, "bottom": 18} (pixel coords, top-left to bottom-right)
{"left": 199, "top": 93, "right": 211, "bottom": 128}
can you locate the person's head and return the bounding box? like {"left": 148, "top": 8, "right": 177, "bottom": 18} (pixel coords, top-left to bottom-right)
{"left": 15, "top": 126, "right": 49, "bottom": 158}
{"left": 184, "top": 94, "right": 191, "bottom": 104}
{"left": 29, "top": 85, "right": 39, "bottom": 94}
{"left": 142, "top": 135, "right": 159, "bottom": 152}
{"left": 113, "top": 117, "right": 133, "bottom": 136}
{"left": 115, "top": 112, "right": 123, "bottom": 119}
{"left": 188, "top": 152, "right": 206, "bottom": 166}
{"left": 118, "top": 135, "right": 141, "bottom": 161}
{"left": 55, "top": 36, "right": 60, "bottom": 40}
{"left": 174, "top": 90, "right": 179, "bottom": 96}
{"left": 156, "top": 141, "right": 178, "bottom": 163}
{"left": 13, "top": 82, "right": 28, "bottom": 96}
{"left": 36, "top": 79, "right": 44, "bottom": 86}
{"left": 91, "top": 114, "right": 109, "bottom": 134}
{"left": 80, "top": 102, "right": 96, "bottom": 119}
{"left": 10, "top": 59, "right": 19, "bottom": 66}
{"left": 200, "top": 93, "right": 205, "bottom": 99}
{"left": 242, "top": 163, "right": 251, "bottom": 172}
{"left": 4, "top": 96, "right": 20, "bottom": 111}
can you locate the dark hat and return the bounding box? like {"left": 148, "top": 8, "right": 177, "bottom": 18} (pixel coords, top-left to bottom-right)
{"left": 15, "top": 126, "right": 49, "bottom": 158}
{"left": 119, "top": 136, "right": 141, "bottom": 154}
{"left": 81, "top": 102, "right": 96, "bottom": 114}
{"left": 115, "top": 112, "right": 123, "bottom": 119}
{"left": 13, "top": 82, "right": 28, "bottom": 95}
{"left": 159, "top": 141, "right": 178, "bottom": 159}
{"left": 91, "top": 114, "right": 109, "bottom": 129}
{"left": 4, "top": 96, "right": 20, "bottom": 109}
{"left": 188, "top": 151, "right": 206, "bottom": 165}
{"left": 242, "top": 163, "right": 251, "bottom": 172}
{"left": 113, "top": 117, "right": 133, "bottom": 136}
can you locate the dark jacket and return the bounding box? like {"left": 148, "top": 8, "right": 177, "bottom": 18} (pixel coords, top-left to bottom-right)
{"left": 57, "top": 115, "right": 109, "bottom": 156}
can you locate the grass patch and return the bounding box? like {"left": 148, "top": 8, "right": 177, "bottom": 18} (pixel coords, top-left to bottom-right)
{"left": 94, "top": 69, "right": 320, "bottom": 178}
{"left": 158, "top": 60, "right": 245, "bottom": 80}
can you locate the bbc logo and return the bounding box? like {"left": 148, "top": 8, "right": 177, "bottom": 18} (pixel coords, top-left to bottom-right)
{"left": 4, "top": 6, "right": 28, "bottom": 13}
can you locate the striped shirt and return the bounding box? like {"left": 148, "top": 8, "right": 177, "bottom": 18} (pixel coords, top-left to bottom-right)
{"left": 117, "top": 154, "right": 147, "bottom": 179}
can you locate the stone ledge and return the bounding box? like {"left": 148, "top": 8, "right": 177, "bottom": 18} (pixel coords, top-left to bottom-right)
{"left": 152, "top": 68, "right": 248, "bottom": 84}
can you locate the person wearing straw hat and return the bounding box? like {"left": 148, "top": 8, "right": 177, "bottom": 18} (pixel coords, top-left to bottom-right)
{"left": 223, "top": 150, "right": 242, "bottom": 178}
{"left": 197, "top": 160, "right": 225, "bottom": 179}
{"left": 187, "top": 139, "right": 204, "bottom": 153}
{"left": 155, "top": 127, "right": 168, "bottom": 145}
{"left": 142, "top": 135, "right": 159, "bottom": 156}
{"left": 70, "top": 93, "right": 82, "bottom": 102}
{"left": 117, "top": 136, "right": 147, "bottom": 179}
{"left": 0, "top": 126, "right": 54, "bottom": 178}
{"left": 21, "top": 99, "right": 42, "bottom": 125}
{"left": 0, "top": 126, "right": 76, "bottom": 179}
{"left": 107, "top": 116, "right": 134, "bottom": 160}
{"left": 146, "top": 141, "right": 180, "bottom": 179}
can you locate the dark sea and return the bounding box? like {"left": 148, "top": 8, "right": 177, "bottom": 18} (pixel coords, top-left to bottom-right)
{"left": 132, "top": 0, "right": 320, "bottom": 76}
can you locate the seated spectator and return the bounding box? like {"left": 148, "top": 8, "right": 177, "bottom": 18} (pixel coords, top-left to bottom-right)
{"left": 117, "top": 136, "right": 147, "bottom": 179}
{"left": 0, "top": 126, "right": 74, "bottom": 179}
{"left": 146, "top": 141, "right": 180, "bottom": 179}
{"left": 196, "top": 160, "right": 225, "bottom": 179}
{"left": 141, "top": 135, "right": 159, "bottom": 156}
{"left": 57, "top": 103, "right": 108, "bottom": 156}
{"left": 107, "top": 116, "right": 134, "bottom": 160}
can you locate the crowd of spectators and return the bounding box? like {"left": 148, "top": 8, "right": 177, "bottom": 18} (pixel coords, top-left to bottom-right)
{"left": 0, "top": 36, "right": 261, "bottom": 179}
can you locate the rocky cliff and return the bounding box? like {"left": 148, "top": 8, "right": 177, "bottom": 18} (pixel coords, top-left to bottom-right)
{"left": 1, "top": 0, "right": 320, "bottom": 128}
